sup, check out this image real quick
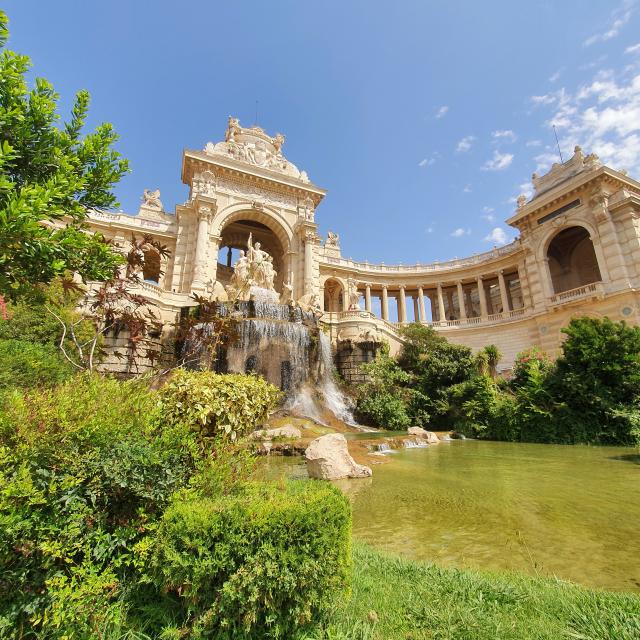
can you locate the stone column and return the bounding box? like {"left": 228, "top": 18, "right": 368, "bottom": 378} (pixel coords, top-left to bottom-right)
{"left": 381, "top": 285, "right": 389, "bottom": 321}
{"left": 413, "top": 296, "right": 419, "bottom": 322}
{"left": 304, "top": 232, "right": 315, "bottom": 296}
{"left": 418, "top": 287, "right": 426, "bottom": 323}
{"left": 446, "top": 290, "right": 454, "bottom": 320}
{"left": 398, "top": 286, "right": 407, "bottom": 323}
{"left": 465, "top": 288, "right": 474, "bottom": 317}
{"left": 477, "top": 275, "right": 488, "bottom": 319}
{"left": 365, "top": 284, "right": 372, "bottom": 313}
{"left": 193, "top": 204, "right": 214, "bottom": 288}
{"left": 498, "top": 270, "right": 510, "bottom": 314}
{"left": 456, "top": 281, "right": 467, "bottom": 320}
{"left": 437, "top": 283, "right": 446, "bottom": 323}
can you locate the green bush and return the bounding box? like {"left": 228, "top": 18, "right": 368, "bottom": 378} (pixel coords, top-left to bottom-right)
{"left": 357, "top": 391, "right": 412, "bottom": 429}
{"left": 0, "top": 339, "right": 73, "bottom": 390}
{"left": 153, "top": 481, "right": 352, "bottom": 639}
{"left": 0, "top": 374, "right": 195, "bottom": 635}
{"left": 159, "top": 369, "right": 283, "bottom": 440}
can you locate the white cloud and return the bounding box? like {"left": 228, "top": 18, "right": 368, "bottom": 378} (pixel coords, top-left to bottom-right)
{"left": 549, "top": 69, "right": 562, "bottom": 83}
{"left": 484, "top": 227, "right": 508, "bottom": 245}
{"left": 418, "top": 156, "right": 436, "bottom": 168}
{"left": 542, "top": 70, "right": 640, "bottom": 175}
{"left": 425, "top": 225, "right": 434, "bottom": 234}
{"left": 435, "top": 105, "right": 449, "bottom": 119}
{"left": 450, "top": 227, "right": 471, "bottom": 238}
{"left": 456, "top": 135, "right": 476, "bottom": 153}
{"left": 584, "top": 1, "right": 635, "bottom": 46}
{"left": 526, "top": 139, "right": 542, "bottom": 147}
{"left": 531, "top": 93, "right": 557, "bottom": 106}
{"left": 463, "top": 183, "right": 472, "bottom": 193}
{"left": 626, "top": 43, "right": 640, "bottom": 55}
{"left": 492, "top": 129, "right": 517, "bottom": 142}
{"left": 482, "top": 150, "right": 514, "bottom": 171}
{"left": 481, "top": 206, "right": 495, "bottom": 222}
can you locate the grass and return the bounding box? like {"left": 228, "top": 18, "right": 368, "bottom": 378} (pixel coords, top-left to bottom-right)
{"left": 304, "top": 543, "right": 640, "bottom": 640}
{"left": 96, "top": 542, "right": 640, "bottom": 640}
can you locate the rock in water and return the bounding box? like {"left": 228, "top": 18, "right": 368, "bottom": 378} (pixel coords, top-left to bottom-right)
{"left": 252, "top": 425, "right": 302, "bottom": 440}
{"left": 305, "top": 433, "right": 372, "bottom": 480}
{"left": 407, "top": 426, "right": 440, "bottom": 444}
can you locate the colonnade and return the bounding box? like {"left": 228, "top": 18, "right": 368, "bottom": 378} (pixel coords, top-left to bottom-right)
{"left": 356, "top": 268, "right": 524, "bottom": 324}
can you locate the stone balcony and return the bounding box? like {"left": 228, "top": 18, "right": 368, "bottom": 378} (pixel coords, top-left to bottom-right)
{"left": 548, "top": 282, "right": 604, "bottom": 306}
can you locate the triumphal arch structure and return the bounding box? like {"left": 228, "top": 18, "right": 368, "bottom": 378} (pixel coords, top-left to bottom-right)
{"left": 88, "top": 117, "right": 640, "bottom": 375}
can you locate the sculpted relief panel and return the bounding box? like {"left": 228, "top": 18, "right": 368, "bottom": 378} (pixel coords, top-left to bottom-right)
{"left": 215, "top": 175, "right": 299, "bottom": 209}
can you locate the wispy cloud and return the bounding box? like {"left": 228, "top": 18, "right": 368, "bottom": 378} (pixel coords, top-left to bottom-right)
{"left": 526, "top": 139, "right": 542, "bottom": 147}
{"left": 418, "top": 154, "right": 435, "bottom": 168}
{"left": 626, "top": 43, "right": 640, "bottom": 55}
{"left": 549, "top": 69, "right": 563, "bottom": 83}
{"left": 482, "top": 150, "right": 514, "bottom": 171}
{"left": 463, "top": 184, "right": 472, "bottom": 193}
{"left": 456, "top": 135, "right": 476, "bottom": 153}
{"left": 484, "top": 227, "right": 508, "bottom": 245}
{"left": 543, "top": 69, "right": 640, "bottom": 175}
{"left": 425, "top": 225, "right": 434, "bottom": 234}
{"left": 450, "top": 227, "right": 471, "bottom": 238}
{"left": 584, "top": 0, "right": 635, "bottom": 47}
{"left": 435, "top": 105, "right": 449, "bottom": 119}
{"left": 481, "top": 206, "right": 495, "bottom": 222}
{"left": 531, "top": 93, "right": 558, "bottom": 106}
{"left": 492, "top": 129, "right": 517, "bottom": 142}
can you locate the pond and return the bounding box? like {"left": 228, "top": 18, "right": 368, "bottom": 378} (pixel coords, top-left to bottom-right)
{"left": 263, "top": 439, "right": 640, "bottom": 592}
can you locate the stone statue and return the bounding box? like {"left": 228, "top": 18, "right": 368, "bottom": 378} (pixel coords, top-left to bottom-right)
{"left": 228, "top": 234, "right": 279, "bottom": 298}
{"left": 517, "top": 194, "right": 527, "bottom": 209}
{"left": 346, "top": 277, "right": 360, "bottom": 310}
{"left": 225, "top": 116, "right": 240, "bottom": 142}
{"left": 142, "top": 188, "right": 163, "bottom": 210}
{"left": 263, "top": 255, "right": 276, "bottom": 290}
{"left": 280, "top": 282, "right": 293, "bottom": 305}
{"left": 326, "top": 231, "right": 340, "bottom": 246}
{"left": 272, "top": 132, "right": 285, "bottom": 155}
{"left": 298, "top": 292, "right": 320, "bottom": 312}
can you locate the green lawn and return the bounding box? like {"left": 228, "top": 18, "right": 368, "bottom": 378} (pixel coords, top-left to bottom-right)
{"left": 306, "top": 543, "right": 640, "bottom": 640}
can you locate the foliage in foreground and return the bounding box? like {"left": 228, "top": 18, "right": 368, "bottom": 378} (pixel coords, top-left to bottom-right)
{"left": 356, "top": 318, "right": 640, "bottom": 445}
{"left": 306, "top": 543, "right": 640, "bottom": 640}
{"left": 154, "top": 482, "right": 351, "bottom": 638}
{"left": 0, "top": 369, "right": 348, "bottom": 639}
{"left": 159, "top": 368, "right": 283, "bottom": 440}
{"left": 0, "top": 11, "right": 127, "bottom": 298}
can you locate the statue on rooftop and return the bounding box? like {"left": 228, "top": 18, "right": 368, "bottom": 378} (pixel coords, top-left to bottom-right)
{"left": 225, "top": 116, "right": 241, "bottom": 143}
{"left": 142, "top": 188, "right": 163, "bottom": 210}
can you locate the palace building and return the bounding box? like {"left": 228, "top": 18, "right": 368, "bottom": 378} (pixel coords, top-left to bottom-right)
{"left": 87, "top": 117, "right": 640, "bottom": 375}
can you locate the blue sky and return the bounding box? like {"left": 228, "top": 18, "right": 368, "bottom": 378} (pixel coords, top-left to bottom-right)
{"left": 5, "top": 1, "right": 640, "bottom": 264}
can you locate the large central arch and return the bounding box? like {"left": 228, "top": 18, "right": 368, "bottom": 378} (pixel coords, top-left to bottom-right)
{"left": 212, "top": 205, "right": 294, "bottom": 293}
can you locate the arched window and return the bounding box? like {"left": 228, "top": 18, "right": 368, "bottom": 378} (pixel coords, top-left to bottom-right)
{"left": 142, "top": 248, "right": 161, "bottom": 283}
{"left": 547, "top": 226, "right": 601, "bottom": 294}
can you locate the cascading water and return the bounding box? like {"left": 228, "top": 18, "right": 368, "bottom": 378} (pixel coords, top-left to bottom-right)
{"left": 182, "top": 290, "right": 358, "bottom": 425}
{"left": 404, "top": 439, "right": 429, "bottom": 449}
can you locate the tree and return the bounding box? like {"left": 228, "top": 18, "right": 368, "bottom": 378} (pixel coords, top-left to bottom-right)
{"left": 0, "top": 11, "right": 128, "bottom": 298}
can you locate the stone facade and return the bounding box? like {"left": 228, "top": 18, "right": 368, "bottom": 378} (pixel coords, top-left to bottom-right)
{"left": 87, "top": 120, "right": 640, "bottom": 372}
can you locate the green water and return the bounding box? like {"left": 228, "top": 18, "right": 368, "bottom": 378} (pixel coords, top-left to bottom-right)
{"left": 264, "top": 440, "right": 640, "bottom": 592}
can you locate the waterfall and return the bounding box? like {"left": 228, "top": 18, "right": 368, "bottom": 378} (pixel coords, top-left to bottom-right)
{"left": 318, "top": 332, "right": 356, "bottom": 424}
{"left": 404, "top": 439, "right": 429, "bottom": 449}
{"left": 377, "top": 442, "right": 394, "bottom": 453}
{"left": 182, "top": 293, "right": 361, "bottom": 427}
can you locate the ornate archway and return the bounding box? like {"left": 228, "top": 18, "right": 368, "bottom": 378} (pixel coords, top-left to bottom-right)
{"left": 546, "top": 226, "right": 602, "bottom": 294}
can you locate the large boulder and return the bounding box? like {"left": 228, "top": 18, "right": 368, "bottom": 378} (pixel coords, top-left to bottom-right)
{"left": 305, "top": 433, "right": 372, "bottom": 480}
{"left": 252, "top": 424, "right": 302, "bottom": 440}
{"left": 408, "top": 426, "right": 440, "bottom": 444}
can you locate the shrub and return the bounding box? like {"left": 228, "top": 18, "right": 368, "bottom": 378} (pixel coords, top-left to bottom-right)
{"left": 152, "top": 481, "right": 352, "bottom": 639}
{"left": 159, "top": 369, "right": 283, "bottom": 440}
{"left": 357, "top": 391, "right": 412, "bottom": 429}
{"left": 0, "top": 339, "right": 73, "bottom": 390}
{"left": 0, "top": 374, "right": 195, "bottom": 634}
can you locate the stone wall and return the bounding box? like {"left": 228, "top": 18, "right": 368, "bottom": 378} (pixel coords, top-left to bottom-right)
{"left": 334, "top": 339, "right": 380, "bottom": 384}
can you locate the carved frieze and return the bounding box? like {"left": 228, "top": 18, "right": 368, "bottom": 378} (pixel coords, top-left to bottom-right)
{"left": 215, "top": 175, "right": 298, "bottom": 208}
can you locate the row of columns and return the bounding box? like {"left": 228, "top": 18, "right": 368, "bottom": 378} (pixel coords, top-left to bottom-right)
{"left": 361, "top": 271, "right": 517, "bottom": 323}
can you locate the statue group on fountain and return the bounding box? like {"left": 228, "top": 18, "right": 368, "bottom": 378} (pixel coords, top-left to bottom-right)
{"left": 227, "top": 234, "right": 278, "bottom": 300}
